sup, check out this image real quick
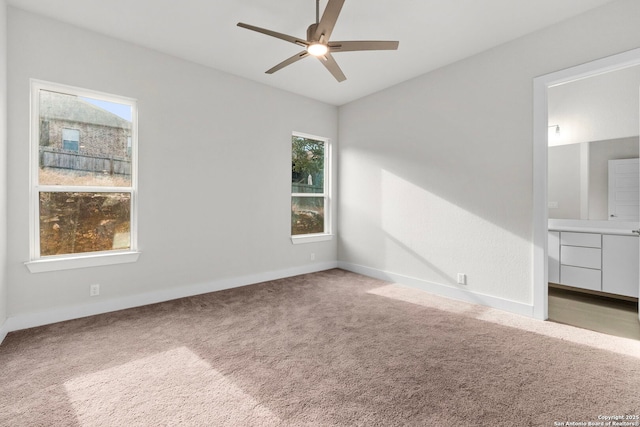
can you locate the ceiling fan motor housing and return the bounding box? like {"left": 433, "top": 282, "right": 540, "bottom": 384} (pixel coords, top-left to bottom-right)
{"left": 307, "top": 23, "right": 320, "bottom": 42}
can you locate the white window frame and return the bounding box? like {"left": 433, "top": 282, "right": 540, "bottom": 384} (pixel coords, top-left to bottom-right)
{"left": 25, "top": 80, "right": 140, "bottom": 273}
{"left": 291, "top": 131, "right": 333, "bottom": 245}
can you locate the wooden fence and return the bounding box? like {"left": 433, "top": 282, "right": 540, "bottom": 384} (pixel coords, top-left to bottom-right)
{"left": 292, "top": 183, "right": 323, "bottom": 194}
{"left": 40, "top": 147, "right": 131, "bottom": 176}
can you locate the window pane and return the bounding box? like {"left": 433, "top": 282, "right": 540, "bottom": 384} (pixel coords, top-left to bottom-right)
{"left": 62, "top": 128, "right": 80, "bottom": 152}
{"left": 39, "top": 192, "right": 131, "bottom": 256}
{"left": 39, "top": 89, "right": 132, "bottom": 187}
{"left": 291, "top": 196, "right": 324, "bottom": 235}
{"left": 292, "top": 136, "right": 324, "bottom": 194}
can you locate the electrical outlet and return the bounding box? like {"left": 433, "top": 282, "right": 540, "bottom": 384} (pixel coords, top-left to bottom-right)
{"left": 457, "top": 273, "right": 467, "bottom": 285}
{"left": 310, "top": 252, "right": 315, "bottom": 261}
{"left": 90, "top": 284, "right": 100, "bottom": 296}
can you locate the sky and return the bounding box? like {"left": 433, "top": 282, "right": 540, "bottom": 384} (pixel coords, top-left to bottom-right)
{"left": 80, "top": 97, "right": 132, "bottom": 122}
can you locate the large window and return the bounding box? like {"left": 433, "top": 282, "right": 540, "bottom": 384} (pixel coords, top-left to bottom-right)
{"left": 291, "top": 133, "right": 331, "bottom": 242}
{"left": 28, "top": 80, "right": 138, "bottom": 271}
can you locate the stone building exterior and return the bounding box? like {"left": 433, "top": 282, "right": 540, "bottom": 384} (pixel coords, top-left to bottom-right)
{"left": 39, "top": 90, "right": 131, "bottom": 161}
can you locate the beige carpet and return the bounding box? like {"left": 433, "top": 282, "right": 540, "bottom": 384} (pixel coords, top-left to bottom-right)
{"left": 1, "top": 269, "right": 639, "bottom": 426}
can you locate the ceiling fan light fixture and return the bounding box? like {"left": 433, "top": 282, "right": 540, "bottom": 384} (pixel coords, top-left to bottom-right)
{"left": 307, "top": 43, "right": 328, "bottom": 57}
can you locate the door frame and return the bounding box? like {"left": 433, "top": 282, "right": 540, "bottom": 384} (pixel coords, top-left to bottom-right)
{"left": 532, "top": 47, "right": 640, "bottom": 320}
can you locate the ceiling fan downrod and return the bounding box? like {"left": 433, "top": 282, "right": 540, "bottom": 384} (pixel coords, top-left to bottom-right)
{"left": 308, "top": 0, "right": 320, "bottom": 42}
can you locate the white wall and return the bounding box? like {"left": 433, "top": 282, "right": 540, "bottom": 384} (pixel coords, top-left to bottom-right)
{"left": 337, "top": 0, "right": 640, "bottom": 312}
{"left": 0, "top": 0, "right": 8, "bottom": 340}
{"left": 6, "top": 8, "right": 337, "bottom": 326}
{"left": 548, "top": 65, "right": 640, "bottom": 147}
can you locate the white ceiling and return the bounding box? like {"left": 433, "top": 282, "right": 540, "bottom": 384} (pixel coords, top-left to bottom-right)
{"left": 7, "top": 0, "right": 618, "bottom": 106}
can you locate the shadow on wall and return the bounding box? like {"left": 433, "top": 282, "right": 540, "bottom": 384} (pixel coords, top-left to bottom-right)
{"left": 339, "top": 144, "right": 530, "bottom": 302}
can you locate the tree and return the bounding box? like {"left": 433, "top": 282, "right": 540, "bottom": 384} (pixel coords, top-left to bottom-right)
{"left": 291, "top": 136, "right": 324, "bottom": 184}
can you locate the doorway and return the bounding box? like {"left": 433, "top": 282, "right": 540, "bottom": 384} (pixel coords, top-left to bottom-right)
{"left": 533, "top": 48, "right": 640, "bottom": 327}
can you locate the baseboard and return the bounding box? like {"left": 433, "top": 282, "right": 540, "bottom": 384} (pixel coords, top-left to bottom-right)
{"left": 338, "top": 261, "right": 534, "bottom": 318}
{"left": 1, "top": 260, "right": 533, "bottom": 345}
{"left": 2, "top": 261, "right": 339, "bottom": 340}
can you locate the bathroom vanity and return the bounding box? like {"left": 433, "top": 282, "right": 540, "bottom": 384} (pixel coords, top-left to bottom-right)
{"left": 548, "top": 220, "right": 639, "bottom": 298}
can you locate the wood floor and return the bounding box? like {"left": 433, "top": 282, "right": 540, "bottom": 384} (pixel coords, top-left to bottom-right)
{"left": 548, "top": 286, "right": 640, "bottom": 341}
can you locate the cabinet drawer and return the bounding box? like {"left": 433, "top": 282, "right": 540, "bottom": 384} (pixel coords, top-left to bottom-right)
{"left": 561, "top": 246, "right": 602, "bottom": 269}
{"left": 560, "top": 265, "right": 602, "bottom": 291}
{"left": 560, "top": 232, "right": 601, "bottom": 248}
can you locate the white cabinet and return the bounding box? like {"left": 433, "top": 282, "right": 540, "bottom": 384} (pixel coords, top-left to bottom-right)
{"left": 549, "top": 229, "right": 638, "bottom": 298}
{"left": 602, "top": 234, "right": 639, "bottom": 298}
{"left": 560, "top": 231, "right": 601, "bottom": 248}
{"left": 560, "top": 265, "right": 602, "bottom": 291}
{"left": 548, "top": 231, "right": 560, "bottom": 283}
{"left": 560, "top": 246, "right": 602, "bottom": 269}
{"left": 558, "top": 232, "right": 602, "bottom": 291}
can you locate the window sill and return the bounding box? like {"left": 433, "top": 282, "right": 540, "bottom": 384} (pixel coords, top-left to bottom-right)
{"left": 25, "top": 251, "right": 141, "bottom": 273}
{"left": 291, "top": 234, "right": 334, "bottom": 245}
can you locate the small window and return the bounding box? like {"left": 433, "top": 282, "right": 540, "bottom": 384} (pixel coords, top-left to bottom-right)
{"left": 29, "top": 80, "right": 138, "bottom": 269}
{"left": 291, "top": 133, "right": 331, "bottom": 240}
{"left": 62, "top": 128, "right": 80, "bottom": 152}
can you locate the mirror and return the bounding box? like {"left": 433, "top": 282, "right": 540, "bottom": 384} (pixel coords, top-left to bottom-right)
{"left": 548, "top": 65, "right": 640, "bottom": 220}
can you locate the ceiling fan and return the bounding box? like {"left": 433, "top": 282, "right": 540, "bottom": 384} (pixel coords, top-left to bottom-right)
{"left": 237, "top": 0, "right": 399, "bottom": 82}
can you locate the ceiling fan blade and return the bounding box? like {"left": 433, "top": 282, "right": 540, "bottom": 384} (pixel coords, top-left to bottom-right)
{"left": 266, "top": 51, "right": 310, "bottom": 74}
{"left": 313, "top": 0, "right": 345, "bottom": 41}
{"left": 318, "top": 53, "right": 346, "bottom": 82}
{"left": 329, "top": 40, "right": 399, "bottom": 52}
{"left": 237, "top": 22, "right": 308, "bottom": 47}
